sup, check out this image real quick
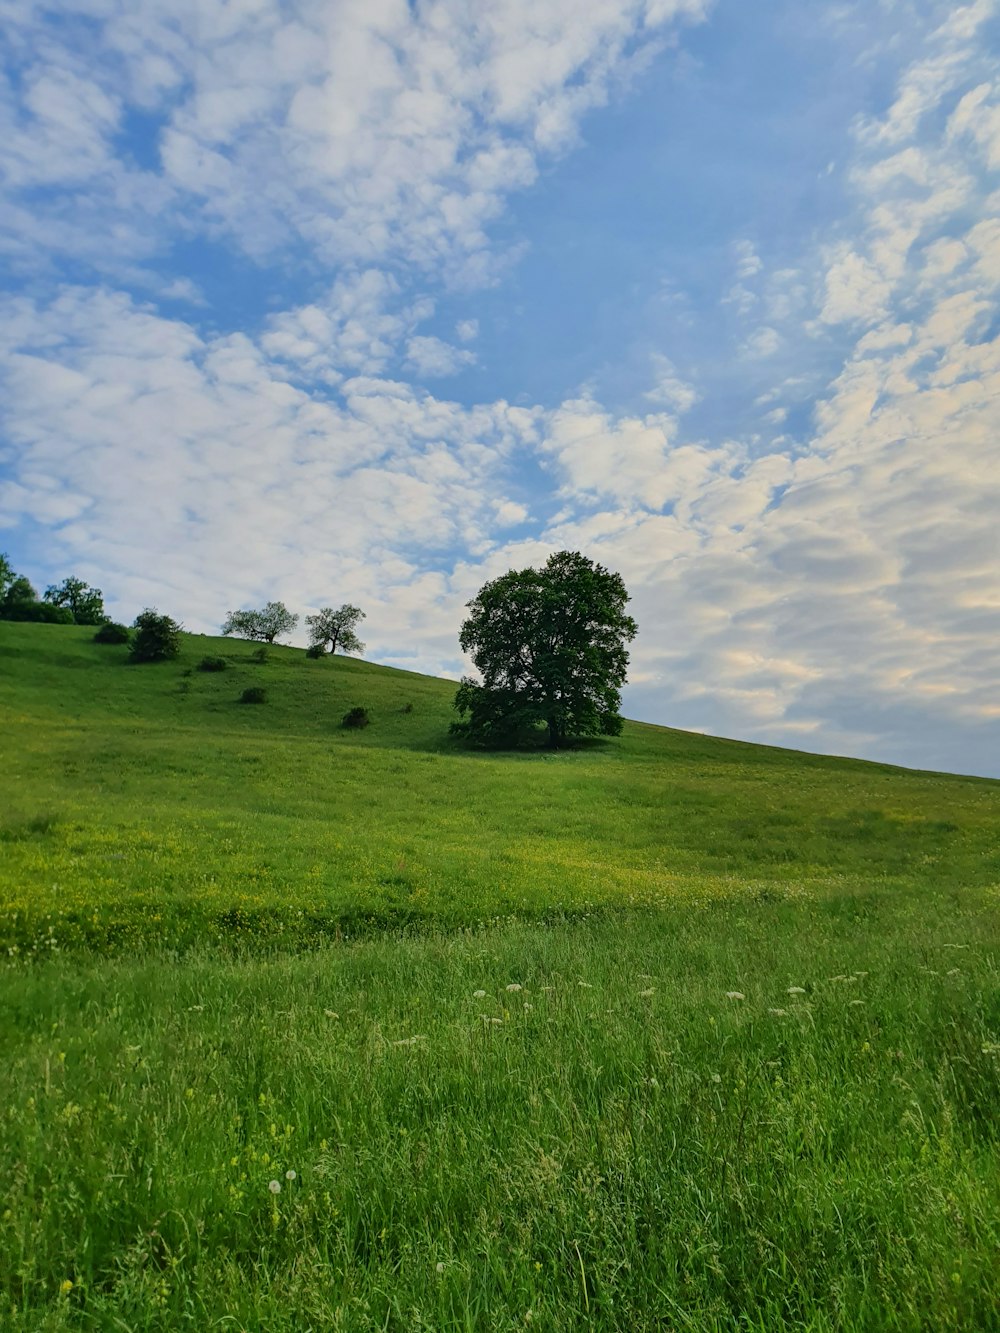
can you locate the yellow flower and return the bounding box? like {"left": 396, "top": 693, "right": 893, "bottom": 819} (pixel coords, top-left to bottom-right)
{"left": 60, "top": 1280, "right": 73, "bottom": 1295}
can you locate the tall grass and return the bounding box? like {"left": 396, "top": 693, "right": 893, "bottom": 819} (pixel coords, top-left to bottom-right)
{"left": 2, "top": 896, "right": 998, "bottom": 1330}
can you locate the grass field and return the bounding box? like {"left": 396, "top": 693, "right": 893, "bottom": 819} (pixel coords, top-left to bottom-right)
{"left": 1, "top": 622, "right": 999, "bottom": 1329}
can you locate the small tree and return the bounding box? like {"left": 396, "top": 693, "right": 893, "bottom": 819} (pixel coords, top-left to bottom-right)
{"left": 453, "top": 550, "right": 637, "bottom": 748}
{"left": 222, "top": 601, "right": 298, "bottom": 644}
{"left": 304, "top": 604, "right": 366, "bottom": 656}
{"left": 130, "top": 609, "right": 182, "bottom": 663}
{"left": 43, "top": 576, "right": 106, "bottom": 625}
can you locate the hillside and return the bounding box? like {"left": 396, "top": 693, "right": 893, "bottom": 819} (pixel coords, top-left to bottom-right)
{"left": 1, "top": 620, "right": 997, "bottom": 953}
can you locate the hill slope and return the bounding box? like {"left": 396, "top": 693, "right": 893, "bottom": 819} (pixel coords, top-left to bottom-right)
{"left": 1, "top": 621, "right": 997, "bottom": 952}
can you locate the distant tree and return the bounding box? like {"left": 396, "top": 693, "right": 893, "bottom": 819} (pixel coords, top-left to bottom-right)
{"left": 452, "top": 550, "right": 637, "bottom": 749}
{"left": 304, "top": 604, "right": 366, "bottom": 656}
{"left": 1, "top": 574, "right": 38, "bottom": 610}
{"left": 43, "top": 576, "right": 106, "bottom": 625}
{"left": 221, "top": 601, "right": 299, "bottom": 644}
{"left": 0, "top": 553, "right": 15, "bottom": 602}
{"left": 130, "top": 609, "right": 182, "bottom": 663}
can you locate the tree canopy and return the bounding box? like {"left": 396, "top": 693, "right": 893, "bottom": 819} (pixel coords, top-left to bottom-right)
{"left": 43, "top": 576, "right": 106, "bottom": 625}
{"left": 305, "top": 604, "right": 366, "bottom": 656}
{"left": 130, "top": 609, "right": 182, "bottom": 663}
{"left": 222, "top": 601, "right": 299, "bottom": 644}
{"left": 453, "top": 550, "right": 638, "bottom": 748}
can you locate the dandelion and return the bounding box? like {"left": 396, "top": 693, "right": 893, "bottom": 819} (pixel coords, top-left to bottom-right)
{"left": 285, "top": 1169, "right": 296, "bottom": 1180}
{"left": 268, "top": 1180, "right": 281, "bottom": 1194}
{"left": 725, "top": 991, "right": 745, "bottom": 1001}
{"left": 436, "top": 1262, "right": 446, "bottom": 1274}
{"left": 473, "top": 990, "right": 486, "bottom": 999}
{"left": 787, "top": 986, "right": 806, "bottom": 995}
{"left": 60, "top": 1280, "right": 73, "bottom": 1295}
{"left": 505, "top": 983, "right": 522, "bottom": 992}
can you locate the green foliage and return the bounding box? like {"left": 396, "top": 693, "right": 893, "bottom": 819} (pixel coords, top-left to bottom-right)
{"left": 342, "top": 705, "right": 370, "bottom": 728}
{"left": 1, "top": 598, "right": 74, "bottom": 623}
{"left": 305, "top": 603, "right": 366, "bottom": 656}
{"left": 454, "top": 550, "right": 637, "bottom": 748}
{"left": 43, "top": 575, "right": 105, "bottom": 625}
{"left": 241, "top": 686, "right": 267, "bottom": 704}
{"left": 222, "top": 601, "right": 299, "bottom": 644}
{"left": 129, "top": 608, "right": 182, "bottom": 663}
{"left": 198, "top": 655, "right": 228, "bottom": 672}
{"left": 93, "top": 621, "right": 130, "bottom": 644}
{"left": 305, "top": 642, "right": 326, "bottom": 659}
{"left": 253, "top": 645, "right": 270, "bottom": 663}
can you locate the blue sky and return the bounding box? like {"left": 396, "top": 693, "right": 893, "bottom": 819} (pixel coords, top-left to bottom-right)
{"left": 2, "top": 0, "right": 1000, "bottom": 776}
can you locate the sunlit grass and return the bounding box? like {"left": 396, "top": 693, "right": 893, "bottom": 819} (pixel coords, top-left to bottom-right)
{"left": 1, "top": 622, "right": 999, "bottom": 1328}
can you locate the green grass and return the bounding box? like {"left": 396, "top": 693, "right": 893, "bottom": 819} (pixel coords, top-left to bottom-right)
{"left": 1, "top": 622, "right": 999, "bottom": 1329}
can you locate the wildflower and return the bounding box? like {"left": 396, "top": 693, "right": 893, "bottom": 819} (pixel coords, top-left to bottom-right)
{"left": 473, "top": 990, "right": 486, "bottom": 999}
{"left": 268, "top": 1180, "right": 281, "bottom": 1194}
{"left": 285, "top": 1169, "right": 296, "bottom": 1180}
{"left": 505, "top": 983, "right": 523, "bottom": 992}
{"left": 324, "top": 1010, "right": 339, "bottom": 1019}
{"left": 436, "top": 1262, "right": 446, "bottom": 1274}
{"left": 725, "top": 991, "right": 745, "bottom": 1001}
{"left": 768, "top": 1008, "right": 788, "bottom": 1016}
{"left": 787, "top": 986, "right": 805, "bottom": 995}
{"left": 639, "top": 988, "right": 654, "bottom": 998}
{"left": 391, "top": 1035, "right": 427, "bottom": 1046}
{"left": 710, "top": 1073, "right": 722, "bottom": 1084}
{"left": 60, "top": 1280, "right": 73, "bottom": 1295}
{"left": 523, "top": 1003, "right": 533, "bottom": 1011}
{"left": 577, "top": 981, "right": 593, "bottom": 988}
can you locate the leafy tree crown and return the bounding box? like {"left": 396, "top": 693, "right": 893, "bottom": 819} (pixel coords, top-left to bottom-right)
{"left": 43, "top": 576, "right": 106, "bottom": 625}
{"left": 221, "top": 601, "right": 299, "bottom": 644}
{"left": 454, "top": 550, "right": 637, "bottom": 748}
{"left": 304, "top": 604, "right": 366, "bottom": 655}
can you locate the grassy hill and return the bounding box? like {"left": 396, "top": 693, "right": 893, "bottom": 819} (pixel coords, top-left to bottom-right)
{"left": 1, "top": 620, "right": 997, "bottom": 954}
{"left": 1, "top": 622, "right": 999, "bottom": 1330}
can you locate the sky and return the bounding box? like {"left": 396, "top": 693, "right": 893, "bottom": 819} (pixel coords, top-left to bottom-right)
{"left": 2, "top": 0, "right": 1000, "bottom": 778}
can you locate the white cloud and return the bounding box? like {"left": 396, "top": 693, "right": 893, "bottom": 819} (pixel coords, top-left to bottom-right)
{"left": 405, "top": 335, "right": 476, "bottom": 379}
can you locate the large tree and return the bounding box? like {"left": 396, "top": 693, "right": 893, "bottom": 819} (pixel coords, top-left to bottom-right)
{"left": 304, "top": 604, "right": 366, "bottom": 656}
{"left": 453, "top": 550, "right": 638, "bottom": 748}
{"left": 43, "top": 576, "right": 106, "bottom": 625}
{"left": 222, "top": 601, "right": 299, "bottom": 644}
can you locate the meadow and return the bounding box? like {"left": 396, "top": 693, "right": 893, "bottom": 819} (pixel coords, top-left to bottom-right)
{"left": 1, "top": 623, "right": 998, "bottom": 1330}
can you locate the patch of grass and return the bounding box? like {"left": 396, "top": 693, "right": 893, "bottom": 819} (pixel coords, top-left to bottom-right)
{"left": 1, "top": 905, "right": 999, "bottom": 1330}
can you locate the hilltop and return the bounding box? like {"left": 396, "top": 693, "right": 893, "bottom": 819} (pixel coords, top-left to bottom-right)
{"left": 1, "top": 620, "right": 996, "bottom": 954}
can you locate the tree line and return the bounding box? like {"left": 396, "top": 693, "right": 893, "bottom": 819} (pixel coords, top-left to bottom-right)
{"left": 2, "top": 549, "right": 637, "bottom": 749}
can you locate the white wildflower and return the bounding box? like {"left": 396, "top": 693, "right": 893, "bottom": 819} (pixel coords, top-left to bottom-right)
{"left": 268, "top": 1180, "right": 281, "bottom": 1194}
{"left": 639, "top": 988, "right": 654, "bottom": 998}
{"left": 473, "top": 990, "right": 486, "bottom": 999}
{"left": 710, "top": 1073, "right": 722, "bottom": 1084}
{"left": 768, "top": 1008, "right": 788, "bottom": 1016}
{"left": 577, "top": 981, "right": 593, "bottom": 989}
{"left": 725, "top": 991, "right": 745, "bottom": 1001}
{"left": 505, "top": 983, "right": 523, "bottom": 993}
{"left": 787, "top": 986, "right": 806, "bottom": 995}
{"left": 285, "top": 1169, "right": 296, "bottom": 1180}
{"left": 436, "top": 1261, "right": 446, "bottom": 1274}
{"left": 324, "top": 1010, "right": 339, "bottom": 1019}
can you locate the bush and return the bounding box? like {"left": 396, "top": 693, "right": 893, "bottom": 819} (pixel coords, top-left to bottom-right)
{"left": 93, "top": 621, "right": 130, "bottom": 644}
{"left": 3, "top": 600, "right": 74, "bottom": 624}
{"left": 240, "top": 686, "right": 267, "bottom": 705}
{"left": 342, "top": 706, "right": 370, "bottom": 729}
{"left": 252, "top": 646, "right": 270, "bottom": 664}
{"left": 305, "top": 643, "right": 326, "bottom": 660}
{"left": 198, "top": 656, "right": 227, "bottom": 672}
{"left": 130, "top": 609, "right": 182, "bottom": 663}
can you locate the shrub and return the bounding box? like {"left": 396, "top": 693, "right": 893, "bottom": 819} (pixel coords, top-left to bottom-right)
{"left": 240, "top": 686, "right": 267, "bottom": 705}
{"left": 93, "top": 621, "right": 130, "bottom": 644}
{"left": 305, "top": 643, "right": 326, "bottom": 660}
{"left": 342, "top": 706, "right": 370, "bottom": 729}
{"left": 3, "top": 600, "right": 74, "bottom": 624}
{"left": 252, "top": 646, "right": 270, "bottom": 664}
{"left": 198, "top": 656, "right": 227, "bottom": 672}
{"left": 130, "top": 609, "right": 182, "bottom": 663}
